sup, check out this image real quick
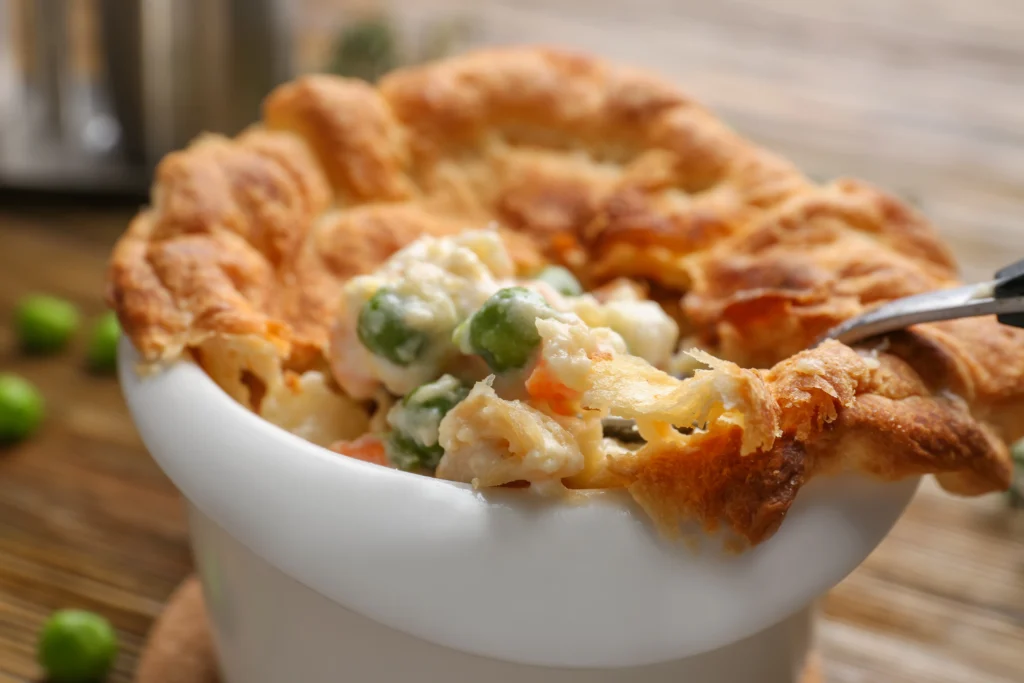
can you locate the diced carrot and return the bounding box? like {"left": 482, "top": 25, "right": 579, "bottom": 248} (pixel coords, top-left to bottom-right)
{"left": 330, "top": 434, "right": 389, "bottom": 467}
{"left": 526, "top": 361, "right": 579, "bottom": 416}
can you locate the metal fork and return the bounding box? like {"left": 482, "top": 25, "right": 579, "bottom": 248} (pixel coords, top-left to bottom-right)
{"left": 818, "top": 257, "right": 1024, "bottom": 346}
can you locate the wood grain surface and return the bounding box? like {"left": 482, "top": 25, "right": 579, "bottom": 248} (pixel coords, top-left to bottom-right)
{"left": 1, "top": 1, "right": 1023, "bottom": 681}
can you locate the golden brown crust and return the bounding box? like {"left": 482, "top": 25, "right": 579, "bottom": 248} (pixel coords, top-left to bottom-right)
{"left": 611, "top": 341, "right": 1013, "bottom": 545}
{"left": 681, "top": 180, "right": 960, "bottom": 367}
{"left": 264, "top": 76, "right": 414, "bottom": 201}
{"left": 107, "top": 47, "right": 808, "bottom": 374}
{"left": 107, "top": 47, "right": 1022, "bottom": 543}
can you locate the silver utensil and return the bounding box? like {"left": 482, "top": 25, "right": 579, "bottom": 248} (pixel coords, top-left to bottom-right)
{"left": 818, "top": 257, "right": 1024, "bottom": 346}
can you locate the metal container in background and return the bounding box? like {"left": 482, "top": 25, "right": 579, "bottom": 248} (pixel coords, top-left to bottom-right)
{"left": 0, "top": 0, "right": 132, "bottom": 193}
{"left": 0, "top": 0, "right": 483, "bottom": 195}
{"left": 98, "top": 0, "right": 294, "bottom": 167}
{"left": 0, "top": 0, "right": 294, "bottom": 195}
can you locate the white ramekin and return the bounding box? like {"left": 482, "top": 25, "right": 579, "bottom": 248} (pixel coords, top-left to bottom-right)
{"left": 119, "top": 339, "right": 919, "bottom": 683}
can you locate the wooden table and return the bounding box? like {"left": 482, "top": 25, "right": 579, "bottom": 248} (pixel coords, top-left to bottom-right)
{"left": 1, "top": 1, "right": 1023, "bottom": 681}
{"left": 0, "top": 207, "right": 192, "bottom": 683}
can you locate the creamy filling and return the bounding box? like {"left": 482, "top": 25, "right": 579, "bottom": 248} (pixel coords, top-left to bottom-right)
{"left": 325, "top": 229, "right": 698, "bottom": 489}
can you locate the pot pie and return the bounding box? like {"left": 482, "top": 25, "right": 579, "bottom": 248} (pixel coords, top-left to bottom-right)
{"left": 107, "top": 47, "right": 1024, "bottom": 546}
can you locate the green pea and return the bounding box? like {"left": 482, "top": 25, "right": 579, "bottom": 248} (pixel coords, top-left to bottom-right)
{"left": 0, "top": 373, "right": 44, "bottom": 443}
{"left": 404, "top": 375, "right": 470, "bottom": 415}
{"left": 386, "top": 431, "right": 440, "bottom": 471}
{"left": 87, "top": 311, "right": 121, "bottom": 373}
{"left": 329, "top": 16, "right": 398, "bottom": 82}
{"left": 1012, "top": 438, "right": 1024, "bottom": 466}
{"left": 15, "top": 294, "right": 80, "bottom": 354}
{"left": 357, "top": 288, "right": 430, "bottom": 366}
{"left": 534, "top": 265, "right": 582, "bottom": 297}
{"left": 386, "top": 375, "right": 468, "bottom": 471}
{"left": 468, "top": 287, "right": 551, "bottom": 372}
{"left": 37, "top": 609, "right": 118, "bottom": 683}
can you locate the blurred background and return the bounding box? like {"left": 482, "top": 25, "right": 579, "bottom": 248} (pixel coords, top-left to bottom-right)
{"left": 0, "top": 1, "right": 1021, "bottom": 682}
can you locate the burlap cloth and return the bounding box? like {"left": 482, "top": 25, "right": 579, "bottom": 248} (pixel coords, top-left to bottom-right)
{"left": 135, "top": 576, "right": 824, "bottom": 683}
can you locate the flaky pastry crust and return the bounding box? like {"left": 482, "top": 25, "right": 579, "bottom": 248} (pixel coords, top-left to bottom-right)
{"left": 107, "top": 47, "right": 1022, "bottom": 544}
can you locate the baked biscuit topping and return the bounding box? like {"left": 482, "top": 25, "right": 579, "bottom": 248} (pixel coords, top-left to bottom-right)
{"left": 107, "top": 47, "right": 1022, "bottom": 546}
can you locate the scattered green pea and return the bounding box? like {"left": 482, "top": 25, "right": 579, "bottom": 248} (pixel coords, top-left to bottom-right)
{"left": 466, "top": 287, "right": 554, "bottom": 372}
{"left": 329, "top": 16, "right": 398, "bottom": 82}
{"left": 387, "top": 431, "right": 437, "bottom": 472}
{"left": 386, "top": 375, "right": 468, "bottom": 471}
{"left": 87, "top": 311, "right": 121, "bottom": 373}
{"left": 534, "top": 265, "right": 583, "bottom": 297}
{"left": 15, "top": 294, "right": 80, "bottom": 354}
{"left": 357, "top": 288, "right": 430, "bottom": 366}
{"left": 37, "top": 609, "right": 118, "bottom": 683}
{"left": 1012, "top": 438, "right": 1024, "bottom": 466}
{"left": 0, "top": 373, "right": 44, "bottom": 443}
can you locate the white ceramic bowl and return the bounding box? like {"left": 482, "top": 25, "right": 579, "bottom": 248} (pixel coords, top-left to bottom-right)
{"left": 119, "top": 338, "right": 919, "bottom": 682}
